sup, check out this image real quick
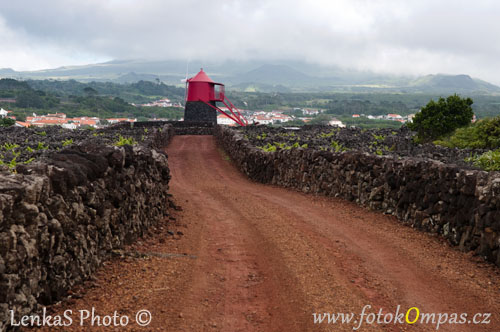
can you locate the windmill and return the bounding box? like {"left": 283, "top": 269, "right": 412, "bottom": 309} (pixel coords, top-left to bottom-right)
{"left": 184, "top": 68, "right": 247, "bottom": 126}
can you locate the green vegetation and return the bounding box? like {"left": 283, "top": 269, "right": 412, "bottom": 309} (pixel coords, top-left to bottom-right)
{"left": 227, "top": 91, "right": 420, "bottom": 115}
{"left": 434, "top": 117, "right": 500, "bottom": 149}
{"left": 0, "top": 78, "right": 30, "bottom": 91}
{"left": 16, "top": 89, "right": 60, "bottom": 109}
{"left": 28, "top": 79, "right": 185, "bottom": 104}
{"left": 226, "top": 90, "right": 499, "bottom": 119}
{"left": 466, "top": 150, "right": 500, "bottom": 171}
{"left": 0, "top": 118, "right": 15, "bottom": 127}
{"left": 318, "top": 130, "right": 336, "bottom": 138}
{"left": 36, "top": 142, "right": 48, "bottom": 150}
{"left": 0, "top": 142, "right": 34, "bottom": 171}
{"left": 114, "top": 135, "right": 136, "bottom": 146}
{"left": 3, "top": 142, "right": 19, "bottom": 151}
{"left": 430, "top": 116, "right": 500, "bottom": 171}
{"left": 330, "top": 140, "right": 347, "bottom": 152}
{"left": 0, "top": 78, "right": 184, "bottom": 121}
{"left": 62, "top": 138, "right": 73, "bottom": 147}
{"left": 257, "top": 142, "right": 308, "bottom": 152}
{"left": 408, "top": 94, "right": 474, "bottom": 142}
{"left": 2, "top": 78, "right": 500, "bottom": 130}
{"left": 258, "top": 143, "right": 277, "bottom": 152}
{"left": 339, "top": 116, "right": 403, "bottom": 129}
{"left": 307, "top": 114, "right": 331, "bottom": 125}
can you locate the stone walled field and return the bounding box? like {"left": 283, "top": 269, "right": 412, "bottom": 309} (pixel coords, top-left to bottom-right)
{"left": 0, "top": 123, "right": 174, "bottom": 331}
{"left": 238, "top": 125, "right": 486, "bottom": 168}
{"left": 215, "top": 125, "right": 500, "bottom": 267}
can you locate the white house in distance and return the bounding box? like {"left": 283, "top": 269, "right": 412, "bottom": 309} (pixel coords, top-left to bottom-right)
{"left": 217, "top": 114, "right": 238, "bottom": 126}
{"left": 302, "top": 109, "right": 320, "bottom": 116}
{"left": 0, "top": 108, "right": 8, "bottom": 118}
{"left": 141, "top": 98, "right": 173, "bottom": 107}
{"left": 387, "top": 113, "right": 403, "bottom": 121}
{"left": 107, "top": 118, "right": 137, "bottom": 124}
{"left": 253, "top": 115, "right": 273, "bottom": 125}
{"left": 329, "top": 118, "right": 346, "bottom": 127}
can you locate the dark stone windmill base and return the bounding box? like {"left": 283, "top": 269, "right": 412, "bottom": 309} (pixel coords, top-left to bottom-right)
{"left": 184, "top": 101, "right": 217, "bottom": 124}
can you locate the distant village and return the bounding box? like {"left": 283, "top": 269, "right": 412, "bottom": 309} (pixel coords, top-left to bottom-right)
{"left": 218, "top": 108, "right": 416, "bottom": 127}
{"left": 1, "top": 108, "right": 136, "bottom": 129}
{"left": 0, "top": 97, "right": 416, "bottom": 128}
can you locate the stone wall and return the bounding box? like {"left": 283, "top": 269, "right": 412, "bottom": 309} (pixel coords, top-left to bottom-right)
{"left": 215, "top": 126, "right": 500, "bottom": 267}
{"left": 169, "top": 121, "right": 214, "bottom": 135}
{"left": 0, "top": 124, "right": 173, "bottom": 331}
{"left": 184, "top": 101, "right": 217, "bottom": 124}
{"left": 114, "top": 121, "right": 214, "bottom": 135}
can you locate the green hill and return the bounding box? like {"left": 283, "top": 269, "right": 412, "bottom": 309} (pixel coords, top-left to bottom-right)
{"left": 406, "top": 74, "right": 500, "bottom": 94}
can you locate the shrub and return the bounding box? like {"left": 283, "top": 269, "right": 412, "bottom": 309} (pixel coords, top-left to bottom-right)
{"left": 434, "top": 117, "right": 500, "bottom": 149}
{"left": 0, "top": 118, "right": 15, "bottom": 127}
{"left": 408, "top": 94, "right": 473, "bottom": 142}
{"left": 466, "top": 150, "right": 500, "bottom": 171}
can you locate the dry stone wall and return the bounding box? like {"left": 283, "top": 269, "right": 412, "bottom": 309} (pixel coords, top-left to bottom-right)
{"left": 114, "top": 121, "right": 214, "bottom": 135}
{"left": 215, "top": 125, "right": 500, "bottom": 267}
{"left": 0, "top": 124, "right": 173, "bottom": 331}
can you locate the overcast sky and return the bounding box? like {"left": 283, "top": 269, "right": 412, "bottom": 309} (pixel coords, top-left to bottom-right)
{"left": 1, "top": 0, "right": 500, "bottom": 83}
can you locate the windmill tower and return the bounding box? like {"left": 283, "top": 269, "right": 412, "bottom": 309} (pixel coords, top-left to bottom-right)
{"left": 184, "top": 69, "right": 247, "bottom": 126}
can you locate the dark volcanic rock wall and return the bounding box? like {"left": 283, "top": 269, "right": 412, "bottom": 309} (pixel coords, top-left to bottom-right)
{"left": 184, "top": 101, "right": 217, "bottom": 124}
{"left": 215, "top": 125, "right": 500, "bottom": 267}
{"left": 114, "top": 121, "right": 215, "bottom": 135}
{"left": 0, "top": 124, "right": 173, "bottom": 331}
{"left": 169, "top": 121, "right": 214, "bottom": 135}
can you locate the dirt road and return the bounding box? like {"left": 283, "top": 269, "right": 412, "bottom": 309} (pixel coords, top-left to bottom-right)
{"left": 36, "top": 135, "right": 499, "bottom": 332}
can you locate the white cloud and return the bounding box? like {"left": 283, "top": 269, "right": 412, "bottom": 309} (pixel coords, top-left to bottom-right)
{"left": 0, "top": 16, "right": 108, "bottom": 70}
{"left": 0, "top": 0, "right": 500, "bottom": 83}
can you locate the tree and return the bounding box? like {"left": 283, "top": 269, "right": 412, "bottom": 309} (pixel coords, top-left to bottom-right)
{"left": 0, "top": 118, "right": 15, "bottom": 127}
{"left": 15, "top": 90, "right": 44, "bottom": 108}
{"left": 308, "top": 114, "right": 331, "bottom": 125}
{"left": 83, "top": 87, "right": 98, "bottom": 97}
{"left": 408, "top": 94, "right": 473, "bottom": 142}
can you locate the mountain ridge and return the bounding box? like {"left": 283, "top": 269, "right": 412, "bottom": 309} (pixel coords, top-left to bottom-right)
{"left": 1, "top": 59, "right": 499, "bottom": 94}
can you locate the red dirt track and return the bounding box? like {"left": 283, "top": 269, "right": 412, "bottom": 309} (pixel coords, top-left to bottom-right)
{"left": 34, "top": 135, "right": 499, "bottom": 332}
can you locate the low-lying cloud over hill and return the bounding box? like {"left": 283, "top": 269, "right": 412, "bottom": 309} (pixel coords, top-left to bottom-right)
{"left": 1, "top": 1, "right": 500, "bottom": 85}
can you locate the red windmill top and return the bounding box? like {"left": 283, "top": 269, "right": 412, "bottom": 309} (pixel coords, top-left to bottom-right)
{"left": 187, "top": 68, "right": 215, "bottom": 83}
{"left": 185, "top": 68, "right": 247, "bottom": 126}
